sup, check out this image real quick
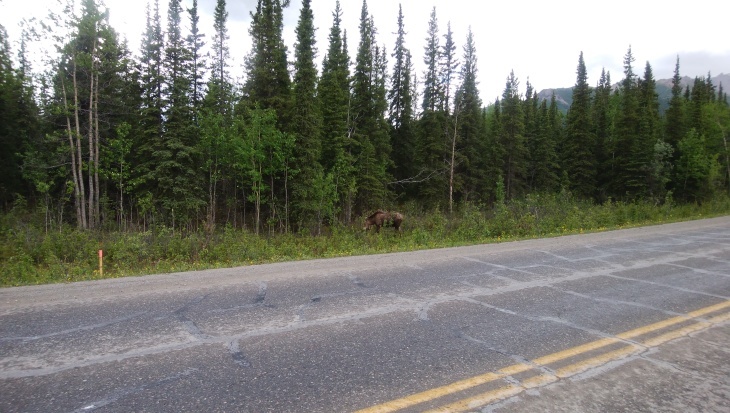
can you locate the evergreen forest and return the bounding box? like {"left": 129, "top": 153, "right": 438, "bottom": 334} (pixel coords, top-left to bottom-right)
{"left": 1, "top": 0, "right": 730, "bottom": 284}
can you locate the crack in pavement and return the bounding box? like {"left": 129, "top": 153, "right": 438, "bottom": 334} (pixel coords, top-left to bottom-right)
{"left": 345, "top": 272, "right": 372, "bottom": 288}
{"left": 254, "top": 281, "right": 267, "bottom": 304}
{"left": 666, "top": 262, "right": 730, "bottom": 279}
{"left": 459, "top": 332, "right": 557, "bottom": 378}
{"left": 207, "top": 283, "right": 279, "bottom": 314}
{"left": 548, "top": 286, "right": 689, "bottom": 318}
{"left": 227, "top": 339, "right": 251, "bottom": 368}
{"left": 69, "top": 367, "right": 198, "bottom": 412}
{"left": 605, "top": 273, "right": 730, "bottom": 300}
{"left": 0, "top": 311, "right": 148, "bottom": 343}
{"left": 174, "top": 294, "right": 211, "bottom": 341}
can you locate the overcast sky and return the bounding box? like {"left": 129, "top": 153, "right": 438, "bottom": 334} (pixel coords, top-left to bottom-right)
{"left": 2, "top": 0, "right": 729, "bottom": 103}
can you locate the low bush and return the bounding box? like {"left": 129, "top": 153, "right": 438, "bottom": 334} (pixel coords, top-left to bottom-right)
{"left": 2, "top": 194, "right": 729, "bottom": 287}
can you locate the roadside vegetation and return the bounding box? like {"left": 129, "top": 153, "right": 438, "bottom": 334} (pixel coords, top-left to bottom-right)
{"left": 3, "top": 194, "right": 729, "bottom": 287}
{"left": 3, "top": 1, "right": 730, "bottom": 287}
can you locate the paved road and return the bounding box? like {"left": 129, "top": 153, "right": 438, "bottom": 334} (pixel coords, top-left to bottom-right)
{"left": 1, "top": 217, "right": 729, "bottom": 412}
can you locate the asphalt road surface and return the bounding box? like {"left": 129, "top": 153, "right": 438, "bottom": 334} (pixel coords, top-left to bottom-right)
{"left": 1, "top": 217, "right": 729, "bottom": 413}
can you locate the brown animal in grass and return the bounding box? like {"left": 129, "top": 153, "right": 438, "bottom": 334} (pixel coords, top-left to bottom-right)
{"left": 363, "top": 210, "right": 404, "bottom": 232}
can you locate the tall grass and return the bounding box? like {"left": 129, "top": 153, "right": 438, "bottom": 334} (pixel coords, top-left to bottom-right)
{"left": 2, "top": 193, "right": 729, "bottom": 287}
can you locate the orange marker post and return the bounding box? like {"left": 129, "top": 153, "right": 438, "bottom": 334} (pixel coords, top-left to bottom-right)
{"left": 98, "top": 249, "right": 103, "bottom": 277}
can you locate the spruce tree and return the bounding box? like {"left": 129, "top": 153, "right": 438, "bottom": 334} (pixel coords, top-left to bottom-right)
{"left": 530, "top": 97, "right": 559, "bottom": 192}
{"left": 94, "top": 29, "right": 141, "bottom": 229}
{"left": 242, "top": 0, "right": 294, "bottom": 230}
{"left": 207, "top": 0, "right": 232, "bottom": 114}
{"left": 706, "top": 86, "right": 730, "bottom": 191}
{"left": 638, "top": 61, "right": 662, "bottom": 200}
{"left": 564, "top": 52, "right": 596, "bottom": 198}
{"left": 387, "top": 4, "right": 415, "bottom": 190}
{"left": 244, "top": 0, "right": 291, "bottom": 122}
{"left": 688, "top": 75, "right": 712, "bottom": 134}
{"left": 483, "top": 99, "right": 506, "bottom": 204}
{"left": 351, "top": 0, "right": 392, "bottom": 212}
{"left": 372, "top": 40, "right": 392, "bottom": 176}
{"left": 102, "top": 38, "right": 141, "bottom": 229}
{"left": 500, "top": 70, "right": 527, "bottom": 199}
{"left": 137, "top": 0, "right": 165, "bottom": 217}
{"left": 199, "top": 0, "right": 234, "bottom": 229}
{"left": 665, "top": 56, "right": 686, "bottom": 151}
{"left": 155, "top": 0, "right": 202, "bottom": 223}
{"left": 523, "top": 80, "right": 537, "bottom": 190}
{"left": 290, "top": 0, "right": 324, "bottom": 231}
{"left": 593, "top": 68, "right": 613, "bottom": 199}
{"left": 318, "top": 1, "right": 348, "bottom": 169}
{"left": 453, "top": 27, "right": 485, "bottom": 204}
{"left": 421, "top": 7, "right": 441, "bottom": 113}
{"left": 612, "top": 46, "right": 642, "bottom": 198}
{"left": 17, "top": 23, "right": 66, "bottom": 219}
{"left": 318, "top": 1, "right": 354, "bottom": 222}
{"left": 415, "top": 7, "right": 449, "bottom": 206}
{"left": 187, "top": 0, "right": 205, "bottom": 123}
{"left": 548, "top": 93, "right": 565, "bottom": 187}
{"left": 440, "top": 22, "right": 459, "bottom": 113}
{"left": 0, "top": 24, "right": 32, "bottom": 206}
{"left": 706, "top": 71, "right": 716, "bottom": 102}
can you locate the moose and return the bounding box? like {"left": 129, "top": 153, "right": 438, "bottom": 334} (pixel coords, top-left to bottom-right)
{"left": 363, "top": 210, "right": 404, "bottom": 233}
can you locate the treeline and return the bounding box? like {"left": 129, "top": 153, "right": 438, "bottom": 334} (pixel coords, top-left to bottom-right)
{"left": 1, "top": 0, "right": 729, "bottom": 235}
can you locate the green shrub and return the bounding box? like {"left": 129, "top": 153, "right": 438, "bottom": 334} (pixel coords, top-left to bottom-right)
{"left": 2, "top": 194, "right": 730, "bottom": 286}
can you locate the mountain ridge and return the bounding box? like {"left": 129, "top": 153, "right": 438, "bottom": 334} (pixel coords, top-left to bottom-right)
{"left": 535, "top": 73, "right": 730, "bottom": 113}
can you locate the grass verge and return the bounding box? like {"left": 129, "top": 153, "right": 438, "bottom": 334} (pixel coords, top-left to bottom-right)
{"left": 2, "top": 194, "right": 729, "bottom": 287}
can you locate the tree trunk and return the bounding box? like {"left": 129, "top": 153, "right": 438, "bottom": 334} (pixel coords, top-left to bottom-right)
{"left": 93, "top": 69, "right": 101, "bottom": 228}
{"left": 449, "top": 111, "right": 459, "bottom": 214}
{"left": 72, "top": 57, "right": 87, "bottom": 229}
{"left": 61, "top": 74, "right": 83, "bottom": 228}
{"left": 87, "top": 48, "right": 96, "bottom": 229}
{"left": 284, "top": 159, "right": 289, "bottom": 233}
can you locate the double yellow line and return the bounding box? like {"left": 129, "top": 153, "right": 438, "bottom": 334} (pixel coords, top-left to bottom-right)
{"left": 356, "top": 300, "right": 730, "bottom": 413}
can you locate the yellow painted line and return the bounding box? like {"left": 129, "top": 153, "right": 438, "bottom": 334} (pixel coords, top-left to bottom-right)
{"left": 354, "top": 364, "right": 536, "bottom": 413}
{"left": 521, "top": 373, "right": 558, "bottom": 389}
{"left": 641, "top": 321, "right": 710, "bottom": 347}
{"left": 532, "top": 337, "right": 619, "bottom": 365}
{"left": 353, "top": 371, "right": 513, "bottom": 413}
{"left": 615, "top": 300, "right": 730, "bottom": 341}
{"left": 420, "top": 385, "right": 523, "bottom": 413}
{"left": 709, "top": 312, "right": 730, "bottom": 323}
{"left": 353, "top": 363, "right": 540, "bottom": 413}
{"left": 496, "top": 363, "right": 533, "bottom": 376}
{"left": 355, "top": 301, "right": 730, "bottom": 413}
{"left": 422, "top": 374, "right": 558, "bottom": 413}
{"left": 554, "top": 345, "right": 640, "bottom": 378}
{"left": 687, "top": 300, "right": 730, "bottom": 317}
{"left": 617, "top": 315, "right": 690, "bottom": 340}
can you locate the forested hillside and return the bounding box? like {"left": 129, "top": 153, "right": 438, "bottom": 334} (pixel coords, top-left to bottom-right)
{"left": 1, "top": 0, "right": 729, "bottom": 235}
{"left": 537, "top": 73, "right": 730, "bottom": 114}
